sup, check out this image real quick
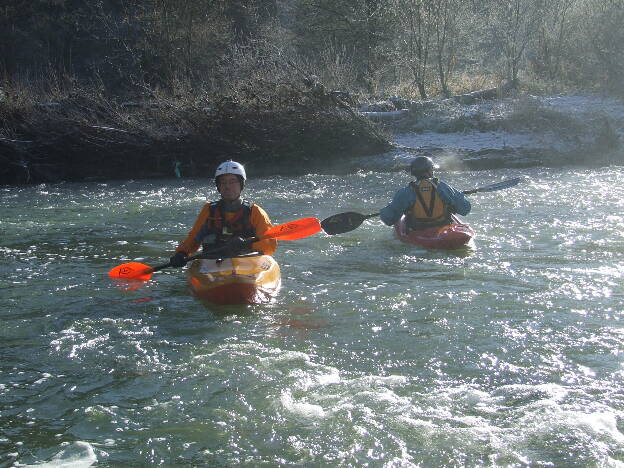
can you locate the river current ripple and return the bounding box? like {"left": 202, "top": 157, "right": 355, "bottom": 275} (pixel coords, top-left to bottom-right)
{"left": 2, "top": 166, "right": 624, "bottom": 466}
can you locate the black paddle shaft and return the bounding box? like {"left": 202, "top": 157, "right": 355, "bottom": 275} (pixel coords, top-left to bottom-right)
{"left": 461, "top": 177, "right": 522, "bottom": 195}
{"left": 149, "top": 236, "right": 261, "bottom": 273}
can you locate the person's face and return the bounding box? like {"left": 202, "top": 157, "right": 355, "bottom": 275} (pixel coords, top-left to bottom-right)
{"left": 217, "top": 174, "right": 242, "bottom": 202}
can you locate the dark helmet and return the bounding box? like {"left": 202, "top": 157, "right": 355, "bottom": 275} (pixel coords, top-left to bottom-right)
{"left": 410, "top": 156, "right": 438, "bottom": 177}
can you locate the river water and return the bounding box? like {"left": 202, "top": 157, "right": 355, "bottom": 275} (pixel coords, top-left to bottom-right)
{"left": 2, "top": 165, "right": 624, "bottom": 467}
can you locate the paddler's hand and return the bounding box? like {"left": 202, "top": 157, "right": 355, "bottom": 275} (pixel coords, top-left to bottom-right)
{"left": 224, "top": 236, "right": 253, "bottom": 257}
{"left": 169, "top": 251, "right": 188, "bottom": 268}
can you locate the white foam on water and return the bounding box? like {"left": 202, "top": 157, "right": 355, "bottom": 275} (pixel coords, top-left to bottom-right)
{"left": 285, "top": 378, "right": 624, "bottom": 465}
{"left": 17, "top": 441, "right": 97, "bottom": 468}
{"left": 277, "top": 370, "right": 412, "bottom": 424}
{"left": 280, "top": 390, "right": 327, "bottom": 419}
{"left": 191, "top": 333, "right": 622, "bottom": 465}
{"left": 497, "top": 408, "right": 624, "bottom": 463}
{"left": 262, "top": 349, "right": 312, "bottom": 363}
{"left": 477, "top": 383, "right": 624, "bottom": 464}
{"left": 576, "top": 412, "right": 624, "bottom": 443}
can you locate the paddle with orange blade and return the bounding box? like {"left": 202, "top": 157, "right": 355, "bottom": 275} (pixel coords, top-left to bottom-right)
{"left": 108, "top": 217, "right": 321, "bottom": 281}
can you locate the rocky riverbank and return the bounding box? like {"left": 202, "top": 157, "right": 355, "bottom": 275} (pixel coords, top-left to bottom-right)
{"left": 0, "top": 85, "right": 390, "bottom": 185}
{"left": 2, "top": 87, "right": 622, "bottom": 185}
{"left": 359, "top": 93, "right": 624, "bottom": 173}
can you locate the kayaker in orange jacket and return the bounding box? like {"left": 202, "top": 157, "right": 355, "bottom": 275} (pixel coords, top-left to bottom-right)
{"left": 169, "top": 160, "right": 277, "bottom": 267}
{"left": 380, "top": 156, "right": 471, "bottom": 230}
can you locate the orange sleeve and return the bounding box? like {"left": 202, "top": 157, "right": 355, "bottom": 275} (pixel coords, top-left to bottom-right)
{"left": 250, "top": 204, "right": 277, "bottom": 255}
{"left": 175, "top": 203, "right": 211, "bottom": 255}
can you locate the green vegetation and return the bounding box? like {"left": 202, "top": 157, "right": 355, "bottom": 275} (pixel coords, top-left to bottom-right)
{"left": 1, "top": 0, "right": 623, "bottom": 184}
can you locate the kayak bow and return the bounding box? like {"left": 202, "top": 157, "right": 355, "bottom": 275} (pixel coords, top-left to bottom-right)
{"left": 187, "top": 254, "right": 281, "bottom": 305}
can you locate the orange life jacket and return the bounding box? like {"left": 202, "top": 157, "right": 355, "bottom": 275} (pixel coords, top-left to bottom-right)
{"left": 407, "top": 179, "right": 450, "bottom": 228}
{"left": 195, "top": 200, "right": 256, "bottom": 250}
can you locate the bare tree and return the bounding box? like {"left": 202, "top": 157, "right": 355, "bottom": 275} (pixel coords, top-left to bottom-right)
{"left": 395, "top": 0, "right": 433, "bottom": 99}
{"left": 288, "top": 0, "right": 396, "bottom": 94}
{"left": 486, "top": 0, "right": 544, "bottom": 83}
{"left": 580, "top": 0, "right": 624, "bottom": 93}
{"left": 532, "top": 0, "right": 576, "bottom": 80}
{"left": 430, "top": 0, "right": 463, "bottom": 97}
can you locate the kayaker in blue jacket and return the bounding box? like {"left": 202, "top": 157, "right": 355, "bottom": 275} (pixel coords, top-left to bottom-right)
{"left": 380, "top": 156, "right": 471, "bottom": 230}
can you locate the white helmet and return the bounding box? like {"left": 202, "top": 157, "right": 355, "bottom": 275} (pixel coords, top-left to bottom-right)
{"left": 215, "top": 160, "right": 246, "bottom": 188}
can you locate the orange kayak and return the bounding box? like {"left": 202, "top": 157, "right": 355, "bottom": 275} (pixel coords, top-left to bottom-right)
{"left": 394, "top": 215, "right": 475, "bottom": 250}
{"left": 187, "top": 255, "right": 281, "bottom": 305}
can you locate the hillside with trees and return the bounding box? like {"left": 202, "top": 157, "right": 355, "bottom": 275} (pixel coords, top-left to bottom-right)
{"left": 1, "top": 0, "right": 623, "bottom": 184}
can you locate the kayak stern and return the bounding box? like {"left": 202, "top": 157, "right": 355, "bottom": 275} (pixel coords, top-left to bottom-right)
{"left": 394, "top": 215, "right": 475, "bottom": 250}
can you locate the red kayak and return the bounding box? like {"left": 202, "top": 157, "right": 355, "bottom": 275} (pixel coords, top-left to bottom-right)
{"left": 394, "top": 215, "right": 475, "bottom": 250}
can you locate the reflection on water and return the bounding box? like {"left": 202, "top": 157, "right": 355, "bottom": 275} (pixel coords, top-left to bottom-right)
{"left": 2, "top": 166, "right": 624, "bottom": 466}
{"left": 268, "top": 305, "right": 330, "bottom": 338}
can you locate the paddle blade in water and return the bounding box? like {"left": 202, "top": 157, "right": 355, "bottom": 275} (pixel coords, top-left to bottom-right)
{"left": 321, "top": 212, "right": 371, "bottom": 235}
{"left": 475, "top": 177, "right": 523, "bottom": 192}
{"left": 108, "top": 262, "right": 153, "bottom": 281}
{"left": 263, "top": 217, "right": 321, "bottom": 240}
